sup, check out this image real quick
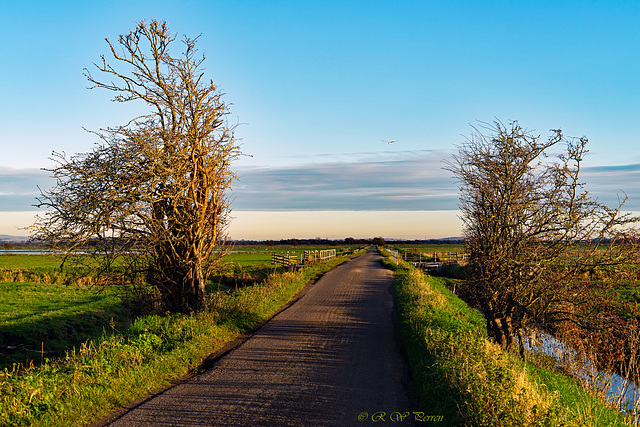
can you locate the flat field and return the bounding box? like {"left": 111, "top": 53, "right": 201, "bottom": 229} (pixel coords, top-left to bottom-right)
{"left": 0, "top": 254, "right": 64, "bottom": 270}
{"left": 0, "top": 245, "right": 361, "bottom": 269}
{"left": 0, "top": 245, "right": 360, "bottom": 369}
{"left": 392, "top": 244, "right": 465, "bottom": 253}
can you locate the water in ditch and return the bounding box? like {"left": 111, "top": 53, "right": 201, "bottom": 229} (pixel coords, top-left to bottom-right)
{"left": 525, "top": 330, "right": 640, "bottom": 415}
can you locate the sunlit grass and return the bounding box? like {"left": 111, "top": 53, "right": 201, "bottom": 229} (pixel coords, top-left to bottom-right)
{"left": 0, "top": 282, "right": 126, "bottom": 371}
{"left": 385, "top": 255, "right": 630, "bottom": 426}
{"left": 0, "top": 255, "right": 63, "bottom": 270}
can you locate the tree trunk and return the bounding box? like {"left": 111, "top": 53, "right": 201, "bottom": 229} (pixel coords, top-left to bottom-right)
{"left": 517, "top": 328, "right": 527, "bottom": 362}
{"left": 192, "top": 257, "right": 207, "bottom": 311}
{"left": 487, "top": 316, "right": 516, "bottom": 352}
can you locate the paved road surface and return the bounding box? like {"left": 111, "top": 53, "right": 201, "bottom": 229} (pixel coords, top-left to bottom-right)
{"left": 101, "top": 247, "right": 419, "bottom": 426}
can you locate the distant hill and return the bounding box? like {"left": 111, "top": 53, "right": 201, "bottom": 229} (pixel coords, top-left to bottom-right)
{"left": 0, "top": 234, "right": 30, "bottom": 242}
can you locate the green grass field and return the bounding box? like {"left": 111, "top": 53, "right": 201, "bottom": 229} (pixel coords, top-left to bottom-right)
{"left": 0, "top": 245, "right": 361, "bottom": 269}
{"left": 392, "top": 244, "right": 465, "bottom": 253}
{"left": 224, "top": 252, "right": 272, "bottom": 266}
{"left": 0, "top": 254, "right": 64, "bottom": 270}
{"left": 0, "top": 246, "right": 359, "bottom": 370}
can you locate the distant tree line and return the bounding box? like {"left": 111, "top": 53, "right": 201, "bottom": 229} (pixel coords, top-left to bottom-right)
{"left": 231, "top": 237, "right": 465, "bottom": 247}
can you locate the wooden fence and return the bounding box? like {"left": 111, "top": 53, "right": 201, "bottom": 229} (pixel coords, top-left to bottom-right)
{"left": 303, "top": 249, "right": 336, "bottom": 263}
{"left": 271, "top": 253, "right": 299, "bottom": 267}
{"left": 387, "top": 248, "right": 399, "bottom": 264}
{"left": 399, "top": 249, "right": 468, "bottom": 273}
{"left": 402, "top": 249, "right": 468, "bottom": 263}
{"left": 272, "top": 249, "right": 337, "bottom": 267}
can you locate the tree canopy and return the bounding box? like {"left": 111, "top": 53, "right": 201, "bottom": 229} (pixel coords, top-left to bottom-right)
{"left": 446, "top": 120, "right": 638, "bottom": 357}
{"left": 34, "top": 20, "right": 240, "bottom": 312}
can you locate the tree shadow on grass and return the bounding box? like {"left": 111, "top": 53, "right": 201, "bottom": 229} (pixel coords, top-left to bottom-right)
{"left": 0, "top": 296, "right": 130, "bottom": 370}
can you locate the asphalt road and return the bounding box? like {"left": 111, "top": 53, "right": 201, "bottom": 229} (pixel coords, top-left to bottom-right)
{"left": 101, "top": 247, "right": 419, "bottom": 426}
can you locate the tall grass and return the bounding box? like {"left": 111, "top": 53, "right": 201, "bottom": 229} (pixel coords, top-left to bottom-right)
{"left": 0, "top": 269, "right": 82, "bottom": 286}
{"left": 0, "top": 257, "right": 350, "bottom": 426}
{"left": 386, "top": 257, "right": 630, "bottom": 426}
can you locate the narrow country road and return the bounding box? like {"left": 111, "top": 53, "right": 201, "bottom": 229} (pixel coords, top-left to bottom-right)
{"left": 100, "top": 247, "right": 419, "bottom": 426}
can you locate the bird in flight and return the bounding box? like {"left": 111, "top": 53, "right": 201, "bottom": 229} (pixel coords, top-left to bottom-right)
{"left": 381, "top": 139, "right": 397, "bottom": 144}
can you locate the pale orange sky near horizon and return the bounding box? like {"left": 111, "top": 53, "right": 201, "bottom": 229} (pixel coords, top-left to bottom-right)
{"left": 0, "top": 210, "right": 464, "bottom": 240}
{"left": 228, "top": 210, "right": 464, "bottom": 240}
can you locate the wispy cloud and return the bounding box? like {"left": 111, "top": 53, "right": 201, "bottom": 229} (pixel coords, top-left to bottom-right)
{"left": 233, "top": 155, "right": 640, "bottom": 212}
{"left": 1, "top": 157, "right": 638, "bottom": 215}
{"left": 0, "top": 167, "right": 50, "bottom": 212}
{"left": 582, "top": 164, "right": 640, "bottom": 209}
{"left": 233, "top": 151, "right": 459, "bottom": 211}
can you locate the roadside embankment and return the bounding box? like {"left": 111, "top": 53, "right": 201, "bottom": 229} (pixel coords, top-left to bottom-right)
{"left": 383, "top": 254, "right": 632, "bottom": 426}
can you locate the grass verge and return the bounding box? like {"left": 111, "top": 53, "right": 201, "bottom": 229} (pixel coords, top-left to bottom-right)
{"left": 384, "top": 256, "right": 631, "bottom": 426}
{"left": 0, "top": 256, "right": 353, "bottom": 426}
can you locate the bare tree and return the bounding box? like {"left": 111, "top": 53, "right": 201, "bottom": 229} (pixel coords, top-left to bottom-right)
{"left": 33, "top": 20, "right": 240, "bottom": 312}
{"left": 446, "top": 120, "right": 637, "bottom": 358}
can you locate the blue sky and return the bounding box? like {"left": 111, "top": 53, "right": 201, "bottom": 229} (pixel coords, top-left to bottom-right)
{"left": 1, "top": 0, "right": 639, "bottom": 239}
